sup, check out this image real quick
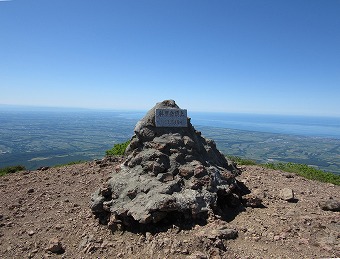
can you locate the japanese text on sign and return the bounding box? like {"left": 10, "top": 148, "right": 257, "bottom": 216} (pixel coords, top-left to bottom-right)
{"left": 155, "top": 108, "right": 188, "bottom": 127}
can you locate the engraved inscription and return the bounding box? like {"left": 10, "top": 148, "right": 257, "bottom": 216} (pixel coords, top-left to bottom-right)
{"left": 155, "top": 108, "right": 187, "bottom": 127}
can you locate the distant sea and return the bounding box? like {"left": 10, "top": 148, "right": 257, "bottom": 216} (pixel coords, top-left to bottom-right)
{"left": 190, "top": 112, "right": 340, "bottom": 139}
{"left": 0, "top": 107, "right": 339, "bottom": 174}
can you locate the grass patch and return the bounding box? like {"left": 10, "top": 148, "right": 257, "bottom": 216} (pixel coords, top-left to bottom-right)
{"left": 226, "top": 155, "right": 339, "bottom": 185}
{"left": 263, "top": 162, "right": 340, "bottom": 185}
{"left": 0, "top": 165, "right": 26, "bottom": 176}
{"left": 227, "top": 155, "right": 258, "bottom": 166}
{"left": 106, "top": 140, "right": 130, "bottom": 156}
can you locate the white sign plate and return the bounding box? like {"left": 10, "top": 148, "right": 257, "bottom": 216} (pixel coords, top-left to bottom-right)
{"left": 155, "top": 108, "right": 187, "bottom": 127}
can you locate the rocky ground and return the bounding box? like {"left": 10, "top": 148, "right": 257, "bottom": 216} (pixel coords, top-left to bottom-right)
{"left": 0, "top": 158, "right": 339, "bottom": 259}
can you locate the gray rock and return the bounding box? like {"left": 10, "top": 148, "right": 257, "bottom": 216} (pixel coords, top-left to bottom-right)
{"left": 319, "top": 199, "right": 340, "bottom": 212}
{"left": 279, "top": 188, "right": 295, "bottom": 202}
{"left": 90, "top": 188, "right": 105, "bottom": 213}
{"left": 242, "top": 194, "right": 263, "bottom": 208}
{"left": 46, "top": 238, "right": 64, "bottom": 254}
{"left": 187, "top": 251, "right": 208, "bottom": 259}
{"left": 208, "top": 228, "right": 238, "bottom": 240}
{"left": 196, "top": 224, "right": 238, "bottom": 241}
{"left": 90, "top": 100, "right": 242, "bottom": 230}
{"left": 27, "top": 230, "right": 35, "bottom": 236}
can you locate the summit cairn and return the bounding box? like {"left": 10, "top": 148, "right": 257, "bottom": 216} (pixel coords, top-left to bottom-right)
{"left": 91, "top": 100, "right": 243, "bottom": 231}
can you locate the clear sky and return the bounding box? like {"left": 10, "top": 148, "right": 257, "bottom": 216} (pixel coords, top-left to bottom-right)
{"left": 1, "top": 0, "right": 339, "bottom": 116}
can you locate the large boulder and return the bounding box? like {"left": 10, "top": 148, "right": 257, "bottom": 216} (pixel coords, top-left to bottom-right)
{"left": 91, "top": 100, "right": 242, "bottom": 231}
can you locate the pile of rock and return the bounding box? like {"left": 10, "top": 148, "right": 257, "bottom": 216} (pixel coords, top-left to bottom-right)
{"left": 91, "top": 100, "right": 243, "bottom": 231}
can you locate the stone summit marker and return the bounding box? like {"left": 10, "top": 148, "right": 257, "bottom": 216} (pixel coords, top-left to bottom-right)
{"left": 155, "top": 108, "right": 187, "bottom": 127}
{"left": 91, "top": 99, "right": 243, "bottom": 232}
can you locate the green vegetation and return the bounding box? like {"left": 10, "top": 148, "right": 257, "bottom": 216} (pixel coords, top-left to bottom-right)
{"left": 53, "top": 160, "right": 86, "bottom": 168}
{"left": 263, "top": 162, "right": 340, "bottom": 185}
{"left": 0, "top": 165, "right": 26, "bottom": 176}
{"left": 227, "top": 155, "right": 257, "bottom": 165}
{"left": 106, "top": 140, "right": 131, "bottom": 156}
{"left": 227, "top": 154, "right": 339, "bottom": 185}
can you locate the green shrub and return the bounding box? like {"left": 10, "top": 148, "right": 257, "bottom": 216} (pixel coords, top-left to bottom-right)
{"left": 106, "top": 140, "right": 131, "bottom": 156}
{"left": 227, "top": 155, "right": 257, "bottom": 166}
{"left": 263, "top": 162, "right": 340, "bottom": 185}
{"left": 0, "top": 165, "right": 26, "bottom": 176}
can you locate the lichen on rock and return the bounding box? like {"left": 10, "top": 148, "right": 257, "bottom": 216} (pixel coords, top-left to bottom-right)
{"left": 90, "top": 100, "right": 243, "bottom": 231}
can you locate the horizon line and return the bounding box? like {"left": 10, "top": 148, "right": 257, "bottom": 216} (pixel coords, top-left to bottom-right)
{"left": 1, "top": 103, "right": 340, "bottom": 118}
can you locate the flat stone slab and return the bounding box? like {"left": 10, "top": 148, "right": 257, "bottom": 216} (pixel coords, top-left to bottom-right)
{"left": 155, "top": 108, "right": 187, "bottom": 127}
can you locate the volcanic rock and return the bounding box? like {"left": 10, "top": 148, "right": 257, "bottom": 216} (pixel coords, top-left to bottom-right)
{"left": 90, "top": 100, "right": 242, "bottom": 231}
{"left": 242, "top": 194, "right": 264, "bottom": 208}
{"left": 319, "top": 199, "right": 340, "bottom": 212}
{"left": 46, "top": 237, "right": 64, "bottom": 254}
{"left": 197, "top": 225, "right": 238, "bottom": 240}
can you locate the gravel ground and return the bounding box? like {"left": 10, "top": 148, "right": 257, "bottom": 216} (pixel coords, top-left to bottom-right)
{"left": 0, "top": 160, "right": 339, "bottom": 259}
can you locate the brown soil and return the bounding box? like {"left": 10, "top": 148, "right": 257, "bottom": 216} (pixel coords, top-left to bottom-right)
{"left": 0, "top": 159, "right": 339, "bottom": 258}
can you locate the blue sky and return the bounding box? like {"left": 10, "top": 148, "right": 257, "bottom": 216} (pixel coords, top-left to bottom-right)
{"left": 1, "top": 0, "right": 339, "bottom": 116}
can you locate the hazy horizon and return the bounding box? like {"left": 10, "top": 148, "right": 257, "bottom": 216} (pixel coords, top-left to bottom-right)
{"left": 2, "top": 103, "right": 340, "bottom": 119}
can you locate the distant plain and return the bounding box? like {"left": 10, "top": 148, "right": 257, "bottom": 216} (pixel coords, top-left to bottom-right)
{"left": 0, "top": 108, "right": 339, "bottom": 174}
